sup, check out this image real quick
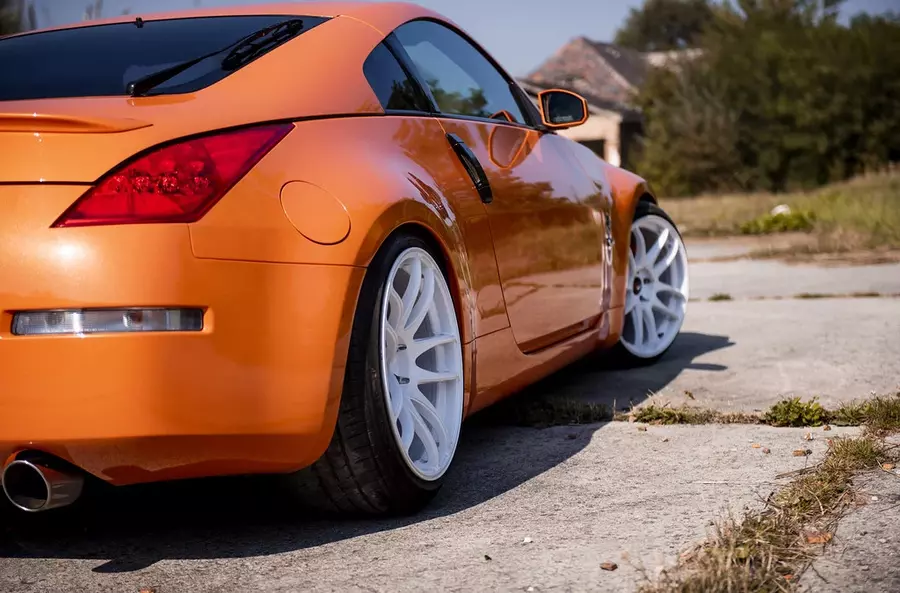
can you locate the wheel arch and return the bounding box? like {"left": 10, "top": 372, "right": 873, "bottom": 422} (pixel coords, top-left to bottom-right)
{"left": 350, "top": 196, "right": 480, "bottom": 348}
{"left": 606, "top": 167, "right": 657, "bottom": 312}
{"left": 350, "top": 213, "right": 478, "bottom": 419}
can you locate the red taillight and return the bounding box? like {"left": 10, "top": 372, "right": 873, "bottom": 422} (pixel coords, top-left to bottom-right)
{"left": 52, "top": 123, "right": 294, "bottom": 227}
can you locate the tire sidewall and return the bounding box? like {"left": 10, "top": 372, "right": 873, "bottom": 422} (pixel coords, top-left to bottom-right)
{"left": 615, "top": 201, "right": 688, "bottom": 365}
{"left": 359, "top": 233, "right": 461, "bottom": 496}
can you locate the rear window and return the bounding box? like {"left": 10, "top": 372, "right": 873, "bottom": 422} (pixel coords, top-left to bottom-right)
{"left": 0, "top": 15, "right": 328, "bottom": 101}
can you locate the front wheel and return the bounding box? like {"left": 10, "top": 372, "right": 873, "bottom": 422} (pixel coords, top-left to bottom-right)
{"left": 615, "top": 201, "right": 690, "bottom": 365}
{"left": 291, "top": 234, "right": 465, "bottom": 516}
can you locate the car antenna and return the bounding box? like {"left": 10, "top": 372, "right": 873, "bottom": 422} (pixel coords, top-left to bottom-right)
{"left": 134, "top": 17, "right": 144, "bottom": 28}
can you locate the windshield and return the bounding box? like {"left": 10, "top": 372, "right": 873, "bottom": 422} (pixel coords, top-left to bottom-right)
{"left": 0, "top": 14, "right": 327, "bottom": 102}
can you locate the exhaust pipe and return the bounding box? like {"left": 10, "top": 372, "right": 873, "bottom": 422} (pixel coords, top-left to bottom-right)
{"left": 2, "top": 456, "right": 84, "bottom": 512}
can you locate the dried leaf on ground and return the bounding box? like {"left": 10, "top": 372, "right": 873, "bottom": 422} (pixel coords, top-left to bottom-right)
{"left": 804, "top": 432, "right": 813, "bottom": 441}
{"left": 793, "top": 449, "right": 813, "bottom": 457}
{"left": 806, "top": 532, "right": 833, "bottom": 544}
{"left": 600, "top": 562, "right": 618, "bottom": 571}
{"left": 823, "top": 425, "right": 832, "bottom": 431}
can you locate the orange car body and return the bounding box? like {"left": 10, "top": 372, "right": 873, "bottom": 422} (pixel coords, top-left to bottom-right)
{"left": 0, "top": 2, "right": 654, "bottom": 486}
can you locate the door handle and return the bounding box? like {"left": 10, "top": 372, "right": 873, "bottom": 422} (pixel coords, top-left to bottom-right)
{"left": 446, "top": 133, "right": 493, "bottom": 204}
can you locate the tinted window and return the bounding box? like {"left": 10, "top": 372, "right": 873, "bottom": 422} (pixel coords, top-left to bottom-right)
{"left": 363, "top": 42, "right": 431, "bottom": 112}
{"left": 0, "top": 15, "right": 327, "bottom": 101}
{"left": 393, "top": 20, "right": 525, "bottom": 123}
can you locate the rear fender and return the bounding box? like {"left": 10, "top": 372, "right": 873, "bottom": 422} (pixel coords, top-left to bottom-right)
{"left": 188, "top": 115, "right": 497, "bottom": 347}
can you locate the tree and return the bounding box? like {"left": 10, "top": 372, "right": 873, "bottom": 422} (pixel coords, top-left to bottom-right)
{"left": 614, "top": 0, "right": 714, "bottom": 52}
{"left": 632, "top": 0, "right": 900, "bottom": 196}
{"left": 0, "top": 0, "right": 22, "bottom": 36}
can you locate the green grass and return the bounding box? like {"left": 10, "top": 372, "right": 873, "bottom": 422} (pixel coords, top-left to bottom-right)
{"left": 662, "top": 172, "right": 900, "bottom": 252}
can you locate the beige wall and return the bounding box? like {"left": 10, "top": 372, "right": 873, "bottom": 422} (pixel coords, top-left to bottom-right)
{"left": 520, "top": 86, "right": 623, "bottom": 166}
{"left": 557, "top": 109, "right": 622, "bottom": 166}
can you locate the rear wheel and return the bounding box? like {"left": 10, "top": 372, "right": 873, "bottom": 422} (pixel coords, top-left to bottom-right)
{"left": 615, "top": 201, "right": 689, "bottom": 365}
{"left": 292, "top": 234, "right": 464, "bottom": 516}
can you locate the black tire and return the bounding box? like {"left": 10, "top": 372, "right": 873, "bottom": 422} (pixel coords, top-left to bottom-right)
{"left": 289, "top": 233, "right": 455, "bottom": 517}
{"left": 610, "top": 200, "right": 688, "bottom": 368}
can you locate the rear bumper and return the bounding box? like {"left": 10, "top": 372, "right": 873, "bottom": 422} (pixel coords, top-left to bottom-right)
{"left": 0, "top": 185, "right": 365, "bottom": 485}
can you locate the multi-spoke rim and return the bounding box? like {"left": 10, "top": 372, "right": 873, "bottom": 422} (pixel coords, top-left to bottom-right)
{"left": 379, "top": 247, "right": 464, "bottom": 482}
{"left": 621, "top": 214, "right": 689, "bottom": 359}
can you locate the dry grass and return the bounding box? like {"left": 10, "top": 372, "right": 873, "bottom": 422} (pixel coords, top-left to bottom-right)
{"left": 638, "top": 394, "right": 900, "bottom": 592}
{"left": 831, "top": 392, "right": 900, "bottom": 434}
{"left": 662, "top": 172, "right": 900, "bottom": 253}
{"left": 640, "top": 434, "right": 893, "bottom": 593}
{"left": 631, "top": 404, "right": 760, "bottom": 425}
{"left": 662, "top": 192, "right": 783, "bottom": 237}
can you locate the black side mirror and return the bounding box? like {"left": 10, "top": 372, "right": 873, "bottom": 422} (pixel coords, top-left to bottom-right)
{"left": 538, "top": 89, "right": 589, "bottom": 129}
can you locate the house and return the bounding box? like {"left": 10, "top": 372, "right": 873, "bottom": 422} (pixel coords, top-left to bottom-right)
{"left": 518, "top": 77, "right": 642, "bottom": 170}
{"left": 520, "top": 36, "right": 700, "bottom": 170}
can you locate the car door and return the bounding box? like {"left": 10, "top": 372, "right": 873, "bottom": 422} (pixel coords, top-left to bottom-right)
{"left": 390, "top": 20, "right": 613, "bottom": 352}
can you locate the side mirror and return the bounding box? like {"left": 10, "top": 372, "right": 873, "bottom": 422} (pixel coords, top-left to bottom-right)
{"left": 537, "top": 89, "right": 589, "bottom": 129}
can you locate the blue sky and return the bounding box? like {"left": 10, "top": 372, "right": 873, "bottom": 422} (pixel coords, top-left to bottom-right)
{"left": 397, "top": 0, "right": 897, "bottom": 75}
{"left": 32, "top": 0, "right": 900, "bottom": 75}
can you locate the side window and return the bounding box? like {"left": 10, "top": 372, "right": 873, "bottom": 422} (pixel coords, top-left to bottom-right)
{"left": 393, "top": 20, "right": 526, "bottom": 124}
{"left": 363, "top": 42, "right": 431, "bottom": 112}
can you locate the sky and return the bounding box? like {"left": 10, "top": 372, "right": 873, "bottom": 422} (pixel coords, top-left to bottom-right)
{"left": 27, "top": 0, "right": 900, "bottom": 76}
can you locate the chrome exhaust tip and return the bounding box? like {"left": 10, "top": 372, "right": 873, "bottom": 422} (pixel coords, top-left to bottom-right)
{"left": 2, "top": 457, "right": 84, "bottom": 512}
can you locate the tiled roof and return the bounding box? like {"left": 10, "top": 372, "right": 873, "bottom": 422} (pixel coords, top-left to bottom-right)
{"left": 582, "top": 40, "right": 649, "bottom": 88}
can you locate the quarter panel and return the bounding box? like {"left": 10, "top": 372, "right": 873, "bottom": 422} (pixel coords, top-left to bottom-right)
{"left": 189, "top": 115, "right": 509, "bottom": 344}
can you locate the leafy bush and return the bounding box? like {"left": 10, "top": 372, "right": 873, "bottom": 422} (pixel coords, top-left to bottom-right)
{"left": 739, "top": 210, "right": 816, "bottom": 235}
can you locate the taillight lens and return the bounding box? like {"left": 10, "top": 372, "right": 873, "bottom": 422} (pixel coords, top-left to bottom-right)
{"left": 53, "top": 123, "right": 294, "bottom": 227}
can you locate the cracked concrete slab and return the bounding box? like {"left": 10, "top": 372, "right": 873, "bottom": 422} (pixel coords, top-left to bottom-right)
{"left": 0, "top": 424, "right": 858, "bottom": 593}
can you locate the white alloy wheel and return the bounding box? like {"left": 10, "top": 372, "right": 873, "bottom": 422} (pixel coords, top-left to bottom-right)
{"left": 379, "top": 247, "right": 464, "bottom": 482}
{"left": 621, "top": 213, "right": 690, "bottom": 359}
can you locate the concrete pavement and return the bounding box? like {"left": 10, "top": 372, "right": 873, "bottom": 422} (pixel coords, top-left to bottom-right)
{"left": 0, "top": 424, "right": 858, "bottom": 593}
{"left": 1, "top": 238, "right": 898, "bottom": 592}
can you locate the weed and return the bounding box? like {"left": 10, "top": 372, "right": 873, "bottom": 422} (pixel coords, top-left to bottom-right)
{"left": 641, "top": 433, "right": 895, "bottom": 593}
{"left": 632, "top": 405, "right": 759, "bottom": 425}
{"left": 831, "top": 392, "right": 900, "bottom": 434}
{"left": 708, "top": 293, "right": 733, "bottom": 302}
{"left": 764, "top": 397, "right": 829, "bottom": 427}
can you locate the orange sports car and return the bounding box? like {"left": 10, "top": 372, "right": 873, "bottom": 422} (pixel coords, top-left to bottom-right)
{"left": 0, "top": 2, "right": 689, "bottom": 516}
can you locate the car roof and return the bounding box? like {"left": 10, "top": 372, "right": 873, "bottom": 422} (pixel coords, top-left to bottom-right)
{"left": 16, "top": 2, "right": 452, "bottom": 37}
